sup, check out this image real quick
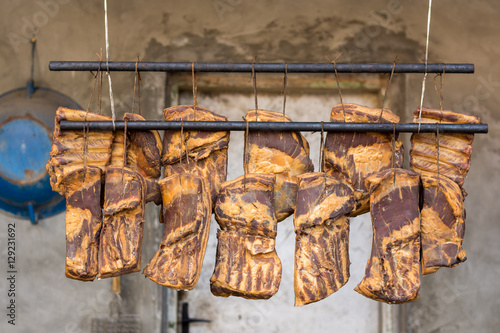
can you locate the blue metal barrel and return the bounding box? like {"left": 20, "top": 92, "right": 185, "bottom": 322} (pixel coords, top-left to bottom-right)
{"left": 0, "top": 87, "right": 81, "bottom": 224}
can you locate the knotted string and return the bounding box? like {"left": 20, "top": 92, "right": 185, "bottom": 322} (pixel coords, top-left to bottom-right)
{"left": 103, "top": 0, "right": 116, "bottom": 130}
{"left": 120, "top": 116, "right": 128, "bottom": 194}
{"left": 433, "top": 67, "right": 444, "bottom": 189}
{"left": 319, "top": 121, "right": 325, "bottom": 173}
{"left": 436, "top": 122, "right": 440, "bottom": 189}
{"left": 379, "top": 56, "right": 399, "bottom": 122}
{"left": 98, "top": 54, "right": 103, "bottom": 114}
{"left": 327, "top": 53, "right": 346, "bottom": 122}
{"left": 417, "top": 0, "right": 433, "bottom": 131}
{"left": 132, "top": 56, "right": 143, "bottom": 115}
{"left": 179, "top": 120, "right": 185, "bottom": 167}
{"left": 192, "top": 62, "right": 198, "bottom": 107}
{"left": 83, "top": 51, "right": 103, "bottom": 184}
{"left": 282, "top": 63, "right": 288, "bottom": 119}
{"left": 86, "top": 51, "right": 103, "bottom": 113}
{"left": 191, "top": 62, "right": 198, "bottom": 129}
{"left": 433, "top": 67, "right": 445, "bottom": 112}
{"left": 392, "top": 123, "right": 397, "bottom": 185}
{"left": 252, "top": 57, "right": 258, "bottom": 118}
{"left": 280, "top": 63, "right": 288, "bottom": 146}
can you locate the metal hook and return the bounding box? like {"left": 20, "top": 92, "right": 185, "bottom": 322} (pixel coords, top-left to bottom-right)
{"left": 26, "top": 38, "right": 37, "bottom": 98}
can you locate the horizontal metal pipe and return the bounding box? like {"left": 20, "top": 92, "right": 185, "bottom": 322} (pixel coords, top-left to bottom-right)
{"left": 49, "top": 62, "right": 474, "bottom": 74}
{"left": 59, "top": 121, "right": 488, "bottom": 134}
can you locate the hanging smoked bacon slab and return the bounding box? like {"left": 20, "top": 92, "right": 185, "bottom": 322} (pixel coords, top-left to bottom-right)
{"left": 210, "top": 174, "right": 282, "bottom": 299}
{"left": 355, "top": 168, "right": 421, "bottom": 304}
{"left": 410, "top": 107, "right": 481, "bottom": 187}
{"left": 63, "top": 166, "right": 102, "bottom": 281}
{"left": 324, "top": 103, "right": 403, "bottom": 216}
{"left": 47, "top": 107, "right": 114, "bottom": 195}
{"left": 143, "top": 173, "right": 211, "bottom": 289}
{"left": 244, "top": 110, "right": 314, "bottom": 221}
{"left": 98, "top": 113, "right": 162, "bottom": 278}
{"left": 47, "top": 108, "right": 114, "bottom": 281}
{"left": 244, "top": 110, "right": 314, "bottom": 176}
{"left": 410, "top": 108, "right": 479, "bottom": 276}
{"left": 98, "top": 167, "right": 146, "bottom": 278}
{"left": 294, "top": 172, "right": 355, "bottom": 306}
{"left": 420, "top": 171, "right": 467, "bottom": 275}
{"left": 162, "top": 105, "right": 229, "bottom": 208}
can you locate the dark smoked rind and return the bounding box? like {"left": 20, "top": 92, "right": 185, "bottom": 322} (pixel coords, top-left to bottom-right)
{"left": 294, "top": 172, "right": 355, "bottom": 306}
{"left": 64, "top": 166, "right": 102, "bottom": 281}
{"left": 210, "top": 174, "right": 282, "bottom": 299}
{"left": 324, "top": 104, "right": 403, "bottom": 216}
{"left": 420, "top": 171, "right": 467, "bottom": 275}
{"left": 98, "top": 167, "right": 146, "bottom": 278}
{"left": 355, "top": 168, "right": 421, "bottom": 304}
{"left": 143, "top": 173, "right": 211, "bottom": 290}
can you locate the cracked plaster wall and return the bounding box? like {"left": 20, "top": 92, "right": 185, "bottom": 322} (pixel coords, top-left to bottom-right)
{"left": 0, "top": 1, "right": 499, "bottom": 332}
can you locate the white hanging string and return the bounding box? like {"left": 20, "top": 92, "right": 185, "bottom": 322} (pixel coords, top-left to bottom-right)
{"left": 418, "top": 0, "right": 433, "bottom": 131}
{"left": 104, "top": 0, "right": 116, "bottom": 129}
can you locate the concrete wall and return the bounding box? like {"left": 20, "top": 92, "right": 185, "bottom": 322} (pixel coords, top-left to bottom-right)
{"left": 0, "top": 0, "right": 499, "bottom": 332}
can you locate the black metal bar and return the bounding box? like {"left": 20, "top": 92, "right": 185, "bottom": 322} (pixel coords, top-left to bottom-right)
{"left": 49, "top": 61, "right": 474, "bottom": 74}
{"left": 59, "top": 121, "right": 488, "bottom": 134}
{"left": 181, "top": 303, "right": 210, "bottom": 333}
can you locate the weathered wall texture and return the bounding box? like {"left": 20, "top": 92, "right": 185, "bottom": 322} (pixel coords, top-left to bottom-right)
{"left": 0, "top": 0, "right": 499, "bottom": 332}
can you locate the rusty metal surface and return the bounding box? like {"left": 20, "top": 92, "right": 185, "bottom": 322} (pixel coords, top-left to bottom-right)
{"left": 0, "top": 86, "right": 80, "bottom": 221}
{"left": 0, "top": 114, "right": 52, "bottom": 185}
